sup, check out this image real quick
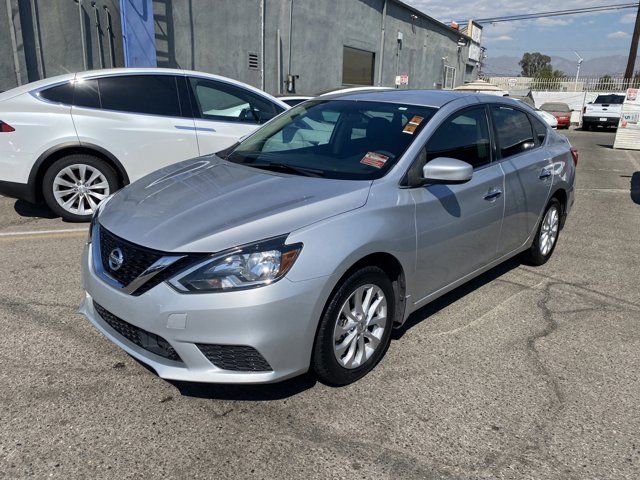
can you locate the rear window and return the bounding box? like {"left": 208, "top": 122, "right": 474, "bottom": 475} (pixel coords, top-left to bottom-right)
{"left": 98, "top": 75, "right": 181, "bottom": 117}
{"left": 530, "top": 114, "right": 548, "bottom": 145}
{"left": 594, "top": 94, "right": 624, "bottom": 105}
{"left": 541, "top": 103, "right": 571, "bottom": 113}
{"left": 491, "top": 106, "right": 536, "bottom": 158}
{"left": 39, "top": 82, "right": 74, "bottom": 104}
{"left": 73, "top": 79, "right": 101, "bottom": 109}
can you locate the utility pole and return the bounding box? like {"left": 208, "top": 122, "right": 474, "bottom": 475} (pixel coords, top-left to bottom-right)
{"left": 624, "top": 2, "right": 640, "bottom": 80}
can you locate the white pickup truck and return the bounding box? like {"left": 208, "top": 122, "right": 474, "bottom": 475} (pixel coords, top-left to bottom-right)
{"left": 582, "top": 93, "right": 625, "bottom": 130}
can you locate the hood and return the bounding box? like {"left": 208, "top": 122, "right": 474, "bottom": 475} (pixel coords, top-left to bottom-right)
{"left": 98, "top": 157, "right": 371, "bottom": 253}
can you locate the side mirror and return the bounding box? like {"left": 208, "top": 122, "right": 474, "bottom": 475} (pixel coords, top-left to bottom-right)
{"left": 422, "top": 157, "right": 473, "bottom": 184}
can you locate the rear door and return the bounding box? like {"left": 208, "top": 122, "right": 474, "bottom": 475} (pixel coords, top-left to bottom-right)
{"left": 187, "top": 76, "right": 285, "bottom": 155}
{"left": 491, "top": 105, "right": 553, "bottom": 255}
{"left": 412, "top": 105, "right": 505, "bottom": 299}
{"left": 71, "top": 74, "right": 199, "bottom": 182}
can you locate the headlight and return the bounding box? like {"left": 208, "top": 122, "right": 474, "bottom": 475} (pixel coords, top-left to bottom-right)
{"left": 168, "top": 236, "right": 303, "bottom": 293}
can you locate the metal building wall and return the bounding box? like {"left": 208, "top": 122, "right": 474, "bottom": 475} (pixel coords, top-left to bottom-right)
{"left": 0, "top": 0, "right": 125, "bottom": 92}
{"left": 153, "top": 0, "right": 477, "bottom": 96}
{"left": 1, "top": 0, "right": 477, "bottom": 94}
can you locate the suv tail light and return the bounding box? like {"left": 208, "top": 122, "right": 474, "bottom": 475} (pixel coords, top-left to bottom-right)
{"left": 0, "top": 121, "right": 15, "bottom": 133}
{"left": 570, "top": 147, "right": 579, "bottom": 166}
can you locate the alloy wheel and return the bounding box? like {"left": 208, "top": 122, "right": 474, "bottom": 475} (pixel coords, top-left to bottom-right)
{"left": 539, "top": 206, "right": 559, "bottom": 256}
{"left": 53, "top": 164, "right": 110, "bottom": 216}
{"left": 333, "top": 284, "right": 388, "bottom": 369}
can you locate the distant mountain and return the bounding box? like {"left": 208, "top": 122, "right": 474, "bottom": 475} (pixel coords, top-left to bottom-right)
{"left": 483, "top": 54, "right": 640, "bottom": 77}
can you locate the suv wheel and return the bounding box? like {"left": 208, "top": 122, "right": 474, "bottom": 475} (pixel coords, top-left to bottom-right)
{"left": 523, "top": 198, "right": 561, "bottom": 266}
{"left": 43, "top": 154, "right": 118, "bottom": 222}
{"left": 312, "top": 266, "right": 394, "bottom": 386}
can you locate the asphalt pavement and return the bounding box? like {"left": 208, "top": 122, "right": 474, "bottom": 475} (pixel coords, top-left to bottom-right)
{"left": 0, "top": 129, "right": 639, "bottom": 479}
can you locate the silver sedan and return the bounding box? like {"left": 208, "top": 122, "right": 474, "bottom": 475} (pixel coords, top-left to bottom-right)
{"left": 80, "top": 90, "right": 576, "bottom": 386}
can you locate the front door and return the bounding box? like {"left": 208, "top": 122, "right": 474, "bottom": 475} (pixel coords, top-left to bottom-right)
{"left": 411, "top": 106, "right": 505, "bottom": 302}
{"left": 71, "top": 74, "right": 199, "bottom": 183}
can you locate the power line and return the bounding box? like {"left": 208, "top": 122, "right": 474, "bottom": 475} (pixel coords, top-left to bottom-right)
{"left": 463, "top": 3, "right": 638, "bottom": 24}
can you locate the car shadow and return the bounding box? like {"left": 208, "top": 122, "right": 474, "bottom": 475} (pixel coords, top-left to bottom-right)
{"left": 169, "top": 373, "right": 318, "bottom": 401}
{"left": 393, "top": 257, "right": 522, "bottom": 340}
{"left": 13, "top": 200, "right": 57, "bottom": 219}
{"left": 136, "top": 256, "right": 524, "bottom": 400}
{"left": 632, "top": 172, "right": 640, "bottom": 205}
{"left": 425, "top": 184, "right": 461, "bottom": 217}
{"left": 597, "top": 144, "right": 614, "bottom": 149}
{"left": 129, "top": 356, "right": 318, "bottom": 400}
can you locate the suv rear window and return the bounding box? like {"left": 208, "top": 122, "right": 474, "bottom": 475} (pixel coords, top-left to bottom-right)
{"left": 594, "top": 94, "right": 624, "bottom": 104}
{"left": 98, "top": 75, "right": 181, "bottom": 117}
{"left": 40, "top": 82, "right": 74, "bottom": 104}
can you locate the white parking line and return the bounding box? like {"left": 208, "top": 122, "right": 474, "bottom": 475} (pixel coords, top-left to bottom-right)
{"left": 624, "top": 150, "right": 640, "bottom": 170}
{"left": 0, "top": 227, "right": 87, "bottom": 237}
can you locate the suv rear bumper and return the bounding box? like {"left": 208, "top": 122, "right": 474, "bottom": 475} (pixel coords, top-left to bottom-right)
{"left": 582, "top": 116, "right": 619, "bottom": 128}
{"left": 0, "top": 180, "right": 36, "bottom": 203}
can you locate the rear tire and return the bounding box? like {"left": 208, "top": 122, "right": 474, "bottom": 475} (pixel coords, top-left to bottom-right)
{"left": 522, "top": 198, "right": 562, "bottom": 266}
{"left": 42, "top": 154, "right": 118, "bottom": 222}
{"left": 312, "top": 266, "right": 394, "bottom": 386}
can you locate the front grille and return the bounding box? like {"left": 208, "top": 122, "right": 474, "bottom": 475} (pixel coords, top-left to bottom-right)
{"left": 99, "top": 227, "right": 163, "bottom": 287}
{"left": 93, "top": 302, "right": 182, "bottom": 362}
{"left": 197, "top": 344, "right": 272, "bottom": 372}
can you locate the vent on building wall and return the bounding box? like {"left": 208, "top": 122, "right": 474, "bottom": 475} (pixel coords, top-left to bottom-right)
{"left": 248, "top": 52, "right": 259, "bottom": 70}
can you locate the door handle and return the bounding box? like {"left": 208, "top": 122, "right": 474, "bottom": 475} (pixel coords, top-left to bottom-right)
{"left": 484, "top": 187, "right": 503, "bottom": 201}
{"left": 539, "top": 169, "right": 552, "bottom": 179}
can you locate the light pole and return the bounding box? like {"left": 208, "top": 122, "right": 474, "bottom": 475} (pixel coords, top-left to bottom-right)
{"left": 574, "top": 51, "right": 584, "bottom": 89}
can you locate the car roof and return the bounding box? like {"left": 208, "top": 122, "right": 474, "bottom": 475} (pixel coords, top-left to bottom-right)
{"left": 3, "top": 68, "right": 288, "bottom": 110}
{"left": 320, "top": 89, "right": 478, "bottom": 108}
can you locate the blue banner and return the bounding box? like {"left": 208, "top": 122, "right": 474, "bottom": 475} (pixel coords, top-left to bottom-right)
{"left": 119, "top": 0, "right": 157, "bottom": 67}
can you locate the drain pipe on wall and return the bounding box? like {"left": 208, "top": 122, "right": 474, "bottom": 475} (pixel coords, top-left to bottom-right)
{"left": 91, "top": 1, "right": 104, "bottom": 69}
{"left": 276, "top": 28, "right": 282, "bottom": 95}
{"left": 103, "top": 5, "right": 115, "bottom": 67}
{"left": 5, "top": 0, "right": 22, "bottom": 85}
{"left": 74, "top": 0, "right": 88, "bottom": 70}
{"left": 30, "top": 0, "right": 45, "bottom": 78}
{"left": 261, "top": 0, "right": 265, "bottom": 91}
{"left": 377, "top": 0, "right": 387, "bottom": 86}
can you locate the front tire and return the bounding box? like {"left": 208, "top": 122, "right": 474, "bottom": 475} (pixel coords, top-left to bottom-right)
{"left": 42, "top": 154, "right": 118, "bottom": 222}
{"left": 312, "top": 266, "right": 394, "bottom": 386}
{"left": 522, "top": 199, "right": 561, "bottom": 266}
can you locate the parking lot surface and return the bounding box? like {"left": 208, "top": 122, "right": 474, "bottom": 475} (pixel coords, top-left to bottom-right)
{"left": 1, "top": 129, "right": 639, "bottom": 479}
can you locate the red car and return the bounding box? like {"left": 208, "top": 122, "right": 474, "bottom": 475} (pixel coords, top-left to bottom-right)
{"left": 540, "top": 102, "right": 572, "bottom": 129}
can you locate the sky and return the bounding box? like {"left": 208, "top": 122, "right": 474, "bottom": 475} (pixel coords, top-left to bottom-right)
{"left": 403, "top": 1, "right": 638, "bottom": 61}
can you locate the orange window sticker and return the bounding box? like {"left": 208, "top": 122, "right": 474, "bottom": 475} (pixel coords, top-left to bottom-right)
{"left": 403, "top": 115, "right": 425, "bottom": 134}
{"left": 360, "top": 152, "right": 389, "bottom": 169}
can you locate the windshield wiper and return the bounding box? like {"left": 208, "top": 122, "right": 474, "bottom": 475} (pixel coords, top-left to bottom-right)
{"left": 249, "top": 162, "right": 326, "bottom": 178}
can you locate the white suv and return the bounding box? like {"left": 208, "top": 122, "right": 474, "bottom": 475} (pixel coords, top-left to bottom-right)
{"left": 0, "top": 68, "right": 288, "bottom": 221}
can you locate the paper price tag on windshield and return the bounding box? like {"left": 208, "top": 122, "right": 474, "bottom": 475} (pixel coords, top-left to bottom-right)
{"left": 403, "top": 115, "right": 424, "bottom": 135}
{"left": 360, "top": 152, "right": 389, "bottom": 169}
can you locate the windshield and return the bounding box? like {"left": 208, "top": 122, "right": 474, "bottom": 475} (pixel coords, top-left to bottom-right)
{"left": 225, "top": 99, "right": 436, "bottom": 180}
{"left": 594, "top": 94, "right": 624, "bottom": 104}
{"left": 541, "top": 103, "right": 571, "bottom": 113}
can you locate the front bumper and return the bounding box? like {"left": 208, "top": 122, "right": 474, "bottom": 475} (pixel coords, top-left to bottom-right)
{"left": 80, "top": 243, "right": 333, "bottom": 384}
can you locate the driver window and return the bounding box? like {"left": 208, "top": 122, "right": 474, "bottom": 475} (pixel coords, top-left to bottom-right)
{"left": 425, "top": 106, "right": 491, "bottom": 168}
{"left": 189, "top": 78, "right": 280, "bottom": 124}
